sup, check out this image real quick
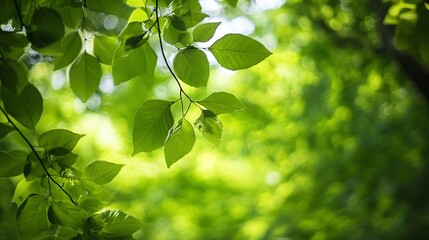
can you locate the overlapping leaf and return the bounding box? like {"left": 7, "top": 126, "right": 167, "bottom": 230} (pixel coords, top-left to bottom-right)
{"left": 164, "top": 119, "right": 196, "bottom": 167}
{"left": 194, "top": 110, "right": 223, "bottom": 146}
{"left": 38, "top": 129, "right": 84, "bottom": 156}
{"left": 1, "top": 84, "right": 43, "bottom": 130}
{"left": 133, "top": 100, "right": 174, "bottom": 154}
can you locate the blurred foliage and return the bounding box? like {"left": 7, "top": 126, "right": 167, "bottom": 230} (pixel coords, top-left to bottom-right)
{"left": 2, "top": 0, "right": 429, "bottom": 239}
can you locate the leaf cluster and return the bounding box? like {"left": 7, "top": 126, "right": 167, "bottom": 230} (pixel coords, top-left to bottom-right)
{"left": 0, "top": 0, "right": 272, "bottom": 238}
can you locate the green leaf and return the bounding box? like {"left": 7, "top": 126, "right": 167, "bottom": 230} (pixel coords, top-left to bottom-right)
{"left": 0, "top": 150, "right": 26, "bottom": 177}
{"left": 133, "top": 100, "right": 174, "bottom": 154}
{"left": 173, "top": 0, "right": 207, "bottom": 27}
{"left": 69, "top": 52, "right": 102, "bottom": 102}
{"left": 173, "top": 48, "right": 209, "bottom": 87}
{"left": 209, "top": 33, "right": 272, "bottom": 70}
{"left": 94, "top": 35, "right": 117, "bottom": 65}
{"left": 97, "top": 210, "right": 141, "bottom": 238}
{"left": 54, "top": 32, "right": 82, "bottom": 70}
{"left": 39, "top": 129, "right": 84, "bottom": 156}
{"left": 56, "top": 2, "right": 84, "bottom": 30}
{"left": 0, "top": 123, "right": 14, "bottom": 139}
{"left": 53, "top": 153, "right": 79, "bottom": 168}
{"left": 198, "top": 92, "right": 244, "bottom": 115}
{"left": 0, "top": 31, "right": 29, "bottom": 60}
{"left": 79, "top": 198, "right": 104, "bottom": 213}
{"left": 1, "top": 84, "right": 43, "bottom": 130}
{"left": 83, "top": 160, "right": 124, "bottom": 185}
{"left": 28, "top": 7, "right": 65, "bottom": 48}
{"left": 112, "top": 42, "right": 157, "bottom": 85}
{"left": 162, "top": 17, "right": 192, "bottom": 46}
{"left": 192, "top": 22, "right": 221, "bottom": 42}
{"left": 12, "top": 179, "right": 45, "bottom": 206}
{"left": 0, "top": 0, "right": 15, "bottom": 24}
{"left": 224, "top": 0, "right": 239, "bottom": 7}
{"left": 194, "top": 110, "right": 223, "bottom": 146}
{"left": 86, "top": 0, "right": 133, "bottom": 17}
{"left": 48, "top": 201, "right": 86, "bottom": 229}
{"left": 0, "top": 59, "right": 28, "bottom": 92}
{"left": 16, "top": 194, "right": 49, "bottom": 240}
{"left": 164, "top": 119, "right": 196, "bottom": 168}
{"left": 124, "top": 34, "right": 148, "bottom": 52}
{"left": 118, "top": 22, "right": 144, "bottom": 41}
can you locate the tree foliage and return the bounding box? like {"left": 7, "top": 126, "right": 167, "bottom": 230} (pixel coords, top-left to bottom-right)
{"left": 0, "top": 0, "right": 270, "bottom": 238}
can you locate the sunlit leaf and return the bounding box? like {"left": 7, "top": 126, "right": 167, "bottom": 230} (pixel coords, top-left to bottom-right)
{"left": 1, "top": 84, "right": 43, "bottom": 130}
{"left": 16, "top": 194, "right": 49, "bottom": 240}
{"left": 27, "top": 7, "right": 65, "bottom": 48}
{"left": 97, "top": 210, "right": 141, "bottom": 238}
{"left": 194, "top": 110, "right": 223, "bottom": 146}
{"left": 0, "top": 150, "right": 26, "bottom": 177}
{"left": 38, "top": 129, "right": 84, "bottom": 156}
{"left": 209, "top": 33, "right": 272, "bottom": 70}
{"left": 164, "top": 119, "right": 196, "bottom": 168}
{"left": 54, "top": 32, "right": 83, "bottom": 70}
{"left": 133, "top": 100, "right": 174, "bottom": 154}
{"left": 69, "top": 52, "right": 102, "bottom": 102}
{"left": 112, "top": 42, "right": 157, "bottom": 85}
{"left": 12, "top": 179, "right": 45, "bottom": 206}
{"left": 48, "top": 201, "right": 86, "bottom": 229}
{"left": 198, "top": 92, "right": 244, "bottom": 115}
{"left": 83, "top": 160, "right": 124, "bottom": 185}
{"left": 94, "top": 34, "right": 117, "bottom": 65}
{"left": 192, "top": 22, "right": 221, "bottom": 42}
{"left": 173, "top": 48, "right": 209, "bottom": 87}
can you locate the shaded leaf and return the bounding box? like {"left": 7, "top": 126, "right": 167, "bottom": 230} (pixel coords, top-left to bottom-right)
{"left": 0, "top": 150, "right": 26, "bottom": 177}
{"left": 1, "top": 84, "right": 43, "bottom": 130}
{"left": 39, "top": 129, "right": 84, "bottom": 156}
{"left": 83, "top": 160, "right": 124, "bottom": 185}
{"left": 97, "top": 210, "right": 141, "bottom": 238}
{"left": 164, "top": 119, "right": 196, "bottom": 168}
{"left": 192, "top": 22, "right": 221, "bottom": 42}
{"left": 0, "top": 123, "right": 14, "bottom": 139}
{"left": 133, "top": 100, "right": 174, "bottom": 154}
{"left": 48, "top": 201, "right": 86, "bottom": 229}
{"left": 16, "top": 194, "right": 49, "bottom": 240}
{"left": 0, "top": 59, "right": 28, "bottom": 93}
{"left": 28, "top": 7, "right": 65, "bottom": 48}
{"left": 209, "top": 33, "right": 272, "bottom": 70}
{"left": 198, "top": 92, "right": 244, "bottom": 115}
{"left": 194, "top": 110, "right": 223, "bottom": 145}
{"left": 69, "top": 52, "right": 102, "bottom": 102}
{"left": 173, "top": 48, "right": 209, "bottom": 87}
{"left": 12, "top": 179, "right": 45, "bottom": 206}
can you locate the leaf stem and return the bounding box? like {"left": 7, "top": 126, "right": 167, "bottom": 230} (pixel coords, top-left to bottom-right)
{"left": 12, "top": 0, "right": 26, "bottom": 31}
{"left": 0, "top": 106, "right": 78, "bottom": 206}
{"left": 155, "top": 0, "right": 194, "bottom": 115}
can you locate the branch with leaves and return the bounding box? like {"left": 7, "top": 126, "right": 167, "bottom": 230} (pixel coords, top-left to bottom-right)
{"left": 0, "top": 0, "right": 271, "bottom": 238}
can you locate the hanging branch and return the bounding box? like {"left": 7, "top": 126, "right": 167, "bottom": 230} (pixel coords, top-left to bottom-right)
{"left": 154, "top": 0, "right": 198, "bottom": 116}
{"left": 0, "top": 106, "right": 78, "bottom": 206}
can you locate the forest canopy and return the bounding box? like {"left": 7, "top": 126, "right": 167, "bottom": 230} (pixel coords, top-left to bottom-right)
{"left": 1, "top": 0, "right": 429, "bottom": 239}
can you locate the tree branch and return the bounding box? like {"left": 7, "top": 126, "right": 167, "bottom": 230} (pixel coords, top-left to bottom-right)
{"left": 0, "top": 106, "right": 77, "bottom": 206}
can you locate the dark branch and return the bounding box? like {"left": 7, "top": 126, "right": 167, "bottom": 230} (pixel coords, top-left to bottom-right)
{"left": 0, "top": 106, "right": 78, "bottom": 206}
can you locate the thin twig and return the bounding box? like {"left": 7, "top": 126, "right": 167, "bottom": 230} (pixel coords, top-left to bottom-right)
{"left": 0, "top": 106, "right": 78, "bottom": 206}
{"left": 154, "top": 0, "right": 194, "bottom": 111}
{"left": 12, "top": 0, "right": 25, "bottom": 31}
